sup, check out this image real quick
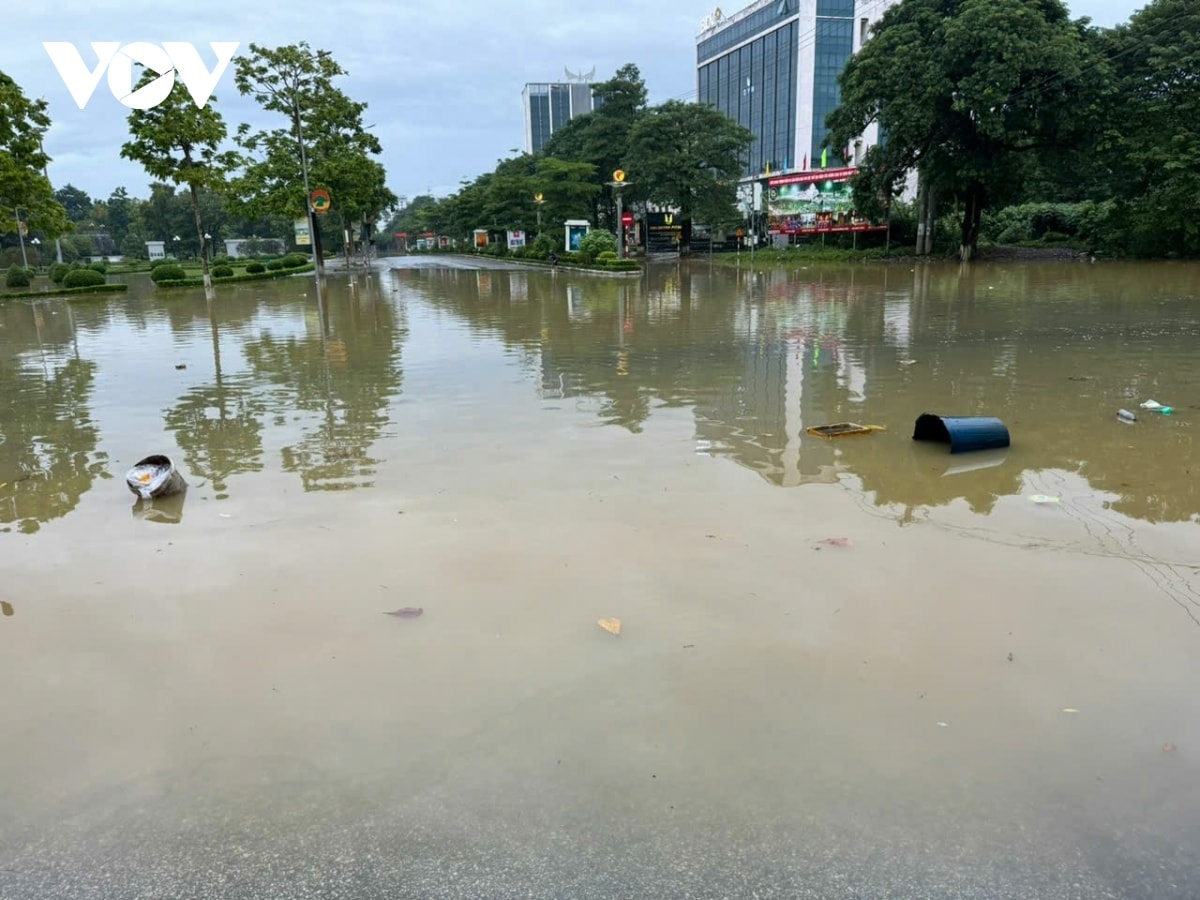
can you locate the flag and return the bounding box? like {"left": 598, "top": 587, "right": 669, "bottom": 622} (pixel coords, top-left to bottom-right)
{"left": 821, "top": 148, "right": 828, "bottom": 169}
{"left": 802, "top": 154, "right": 808, "bottom": 170}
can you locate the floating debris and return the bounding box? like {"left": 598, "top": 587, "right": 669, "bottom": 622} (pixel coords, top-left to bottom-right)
{"left": 937, "top": 721, "right": 949, "bottom": 728}
{"left": 1030, "top": 495, "right": 1061, "bottom": 505}
{"left": 818, "top": 537, "right": 851, "bottom": 548}
{"left": 1, "top": 600, "right": 13, "bottom": 617}
{"left": 175, "top": 363, "right": 187, "bottom": 370}
{"left": 598, "top": 617, "right": 621, "bottom": 636}
{"left": 384, "top": 607, "right": 424, "bottom": 618}
{"left": 1163, "top": 742, "right": 1177, "bottom": 753}
{"left": 1062, "top": 708, "right": 1080, "bottom": 714}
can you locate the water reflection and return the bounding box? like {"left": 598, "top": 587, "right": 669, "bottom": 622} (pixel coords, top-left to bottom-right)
{"left": 131, "top": 492, "right": 187, "bottom": 525}
{"left": 0, "top": 300, "right": 107, "bottom": 533}
{"left": 408, "top": 261, "right": 1199, "bottom": 525}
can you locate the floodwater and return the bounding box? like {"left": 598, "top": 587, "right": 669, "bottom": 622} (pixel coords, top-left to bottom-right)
{"left": 1, "top": 258, "right": 1198, "bottom": 899}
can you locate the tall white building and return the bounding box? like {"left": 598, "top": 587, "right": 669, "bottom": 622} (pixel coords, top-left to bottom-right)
{"left": 695, "top": 0, "right": 897, "bottom": 177}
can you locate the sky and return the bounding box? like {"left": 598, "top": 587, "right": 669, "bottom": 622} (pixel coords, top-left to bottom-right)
{"left": 5, "top": 0, "right": 1143, "bottom": 207}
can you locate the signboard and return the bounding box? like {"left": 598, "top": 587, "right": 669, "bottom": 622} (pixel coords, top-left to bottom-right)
{"left": 507, "top": 230, "right": 526, "bottom": 250}
{"left": 645, "top": 211, "right": 689, "bottom": 253}
{"left": 309, "top": 189, "right": 331, "bottom": 213}
{"left": 439, "top": 236, "right": 450, "bottom": 249}
{"left": 294, "top": 217, "right": 311, "bottom": 246}
{"left": 564, "top": 219, "right": 589, "bottom": 251}
{"left": 767, "top": 167, "right": 858, "bottom": 188}
{"left": 474, "top": 229, "right": 489, "bottom": 248}
{"left": 621, "top": 211, "right": 634, "bottom": 227}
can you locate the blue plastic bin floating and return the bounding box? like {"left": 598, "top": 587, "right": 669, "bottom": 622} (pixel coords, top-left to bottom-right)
{"left": 913, "top": 413, "right": 1010, "bottom": 454}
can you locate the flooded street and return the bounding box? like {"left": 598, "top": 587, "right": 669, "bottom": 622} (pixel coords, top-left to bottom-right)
{"left": 2, "top": 258, "right": 1198, "bottom": 898}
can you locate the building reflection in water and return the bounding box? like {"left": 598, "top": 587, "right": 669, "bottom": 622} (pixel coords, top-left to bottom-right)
{"left": 408, "top": 261, "right": 1199, "bottom": 525}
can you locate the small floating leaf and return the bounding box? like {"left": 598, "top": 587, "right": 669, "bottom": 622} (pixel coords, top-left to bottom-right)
{"left": 384, "top": 607, "right": 423, "bottom": 618}
{"left": 598, "top": 617, "right": 621, "bottom": 635}
{"left": 1, "top": 600, "right": 13, "bottom": 617}
{"left": 820, "top": 537, "right": 851, "bottom": 547}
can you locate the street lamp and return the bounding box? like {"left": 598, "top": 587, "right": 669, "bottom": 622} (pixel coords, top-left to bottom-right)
{"left": 13, "top": 209, "right": 29, "bottom": 268}
{"left": 605, "top": 170, "right": 632, "bottom": 259}
{"left": 534, "top": 192, "right": 545, "bottom": 233}
{"left": 30, "top": 237, "right": 41, "bottom": 268}
{"left": 172, "top": 235, "right": 181, "bottom": 259}
{"left": 203, "top": 232, "right": 212, "bottom": 263}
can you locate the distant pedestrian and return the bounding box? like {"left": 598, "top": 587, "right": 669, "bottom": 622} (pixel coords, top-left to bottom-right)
{"left": 549, "top": 251, "right": 558, "bottom": 269}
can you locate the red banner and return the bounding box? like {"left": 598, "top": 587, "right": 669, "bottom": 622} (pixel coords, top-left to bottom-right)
{"left": 767, "top": 167, "right": 858, "bottom": 187}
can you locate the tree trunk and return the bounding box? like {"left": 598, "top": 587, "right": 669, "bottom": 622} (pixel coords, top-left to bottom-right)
{"left": 188, "top": 181, "right": 215, "bottom": 302}
{"left": 922, "top": 184, "right": 937, "bottom": 256}
{"left": 914, "top": 173, "right": 928, "bottom": 256}
{"left": 958, "top": 183, "right": 984, "bottom": 263}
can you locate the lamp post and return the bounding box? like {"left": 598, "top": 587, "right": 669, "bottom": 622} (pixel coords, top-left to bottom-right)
{"left": 37, "top": 133, "right": 64, "bottom": 264}
{"left": 605, "top": 170, "right": 632, "bottom": 259}
{"left": 172, "top": 235, "right": 181, "bottom": 259}
{"left": 30, "top": 237, "right": 42, "bottom": 269}
{"left": 203, "top": 232, "right": 212, "bottom": 263}
{"left": 534, "top": 193, "right": 545, "bottom": 234}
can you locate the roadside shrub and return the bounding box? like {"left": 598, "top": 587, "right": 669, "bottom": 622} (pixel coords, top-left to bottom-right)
{"left": 89, "top": 260, "right": 108, "bottom": 274}
{"left": 246, "top": 261, "right": 266, "bottom": 274}
{"left": 149, "top": 265, "right": 186, "bottom": 283}
{"left": 63, "top": 267, "right": 106, "bottom": 288}
{"left": 266, "top": 259, "right": 284, "bottom": 270}
{"left": 597, "top": 250, "right": 618, "bottom": 263}
{"left": 49, "top": 262, "right": 71, "bottom": 284}
{"left": 211, "top": 255, "right": 232, "bottom": 267}
{"left": 6, "top": 266, "right": 32, "bottom": 288}
{"left": 532, "top": 233, "right": 558, "bottom": 258}
{"left": 149, "top": 258, "right": 176, "bottom": 270}
{"left": 578, "top": 230, "right": 617, "bottom": 257}
{"left": 212, "top": 264, "right": 235, "bottom": 278}
{"left": 281, "top": 253, "right": 309, "bottom": 268}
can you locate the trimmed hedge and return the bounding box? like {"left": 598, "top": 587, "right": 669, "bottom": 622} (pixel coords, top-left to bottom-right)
{"left": 212, "top": 264, "right": 235, "bottom": 278}
{"left": 5, "top": 267, "right": 32, "bottom": 288}
{"left": 150, "top": 265, "right": 187, "bottom": 283}
{"left": 63, "top": 268, "right": 106, "bottom": 288}
{"left": 281, "top": 253, "right": 309, "bottom": 267}
{"left": 153, "top": 263, "right": 315, "bottom": 289}
{"left": 266, "top": 259, "right": 285, "bottom": 271}
{"left": 246, "top": 261, "right": 266, "bottom": 274}
{"left": 1, "top": 283, "right": 128, "bottom": 300}
{"left": 49, "top": 262, "right": 71, "bottom": 284}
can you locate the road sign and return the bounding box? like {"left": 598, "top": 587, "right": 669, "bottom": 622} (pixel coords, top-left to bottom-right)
{"left": 309, "top": 189, "right": 331, "bottom": 213}
{"left": 621, "top": 211, "right": 634, "bottom": 227}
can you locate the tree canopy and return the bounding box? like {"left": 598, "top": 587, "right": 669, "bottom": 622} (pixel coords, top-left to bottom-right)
{"left": 0, "top": 71, "right": 69, "bottom": 240}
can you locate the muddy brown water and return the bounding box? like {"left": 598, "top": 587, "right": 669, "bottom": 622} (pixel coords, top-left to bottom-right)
{"left": 1, "top": 258, "right": 1198, "bottom": 898}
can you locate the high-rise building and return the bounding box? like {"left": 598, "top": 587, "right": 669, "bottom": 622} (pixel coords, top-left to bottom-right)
{"left": 696, "top": 0, "right": 896, "bottom": 177}
{"left": 522, "top": 79, "right": 601, "bottom": 154}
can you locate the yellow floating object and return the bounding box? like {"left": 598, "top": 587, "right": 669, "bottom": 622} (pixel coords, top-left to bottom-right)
{"left": 598, "top": 618, "right": 621, "bottom": 636}
{"left": 805, "top": 423, "right": 886, "bottom": 439}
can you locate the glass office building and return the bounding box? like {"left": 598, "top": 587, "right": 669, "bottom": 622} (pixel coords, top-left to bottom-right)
{"left": 522, "top": 83, "right": 601, "bottom": 154}
{"left": 697, "top": 0, "right": 895, "bottom": 177}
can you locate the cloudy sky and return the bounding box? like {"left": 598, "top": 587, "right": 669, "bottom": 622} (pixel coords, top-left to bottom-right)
{"left": 6, "top": 0, "right": 1142, "bottom": 206}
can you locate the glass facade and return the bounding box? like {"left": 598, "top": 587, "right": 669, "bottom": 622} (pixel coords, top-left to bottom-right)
{"left": 698, "top": 0, "right": 797, "bottom": 63}
{"left": 524, "top": 83, "right": 598, "bottom": 153}
{"left": 698, "top": 20, "right": 798, "bottom": 176}
{"left": 811, "top": 0, "right": 855, "bottom": 165}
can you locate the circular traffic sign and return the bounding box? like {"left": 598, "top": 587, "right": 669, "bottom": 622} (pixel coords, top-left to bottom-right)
{"left": 310, "top": 189, "right": 331, "bottom": 213}
{"left": 621, "top": 211, "right": 634, "bottom": 226}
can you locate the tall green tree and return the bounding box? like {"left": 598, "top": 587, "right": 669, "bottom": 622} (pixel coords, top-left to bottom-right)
{"left": 53, "top": 185, "right": 92, "bottom": 222}
{"left": 828, "top": 0, "right": 1099, "bottom": 260}
{"left": 0, "top": 71, "right": 69, "bottom": 241}
{"left": 121, "top": 69, "right": 238, "bottom": 300}
{"left": 542, "top": 64, "right": 649, "bottom": 227}
{"left": 626, "top": 101, "right": 754, "bottom": 224}
{"left": 1102, "top": 0, "right": 1200, "bottom": 256}
{"left": 233, "top": 42, "right": 394, "bottom": 272}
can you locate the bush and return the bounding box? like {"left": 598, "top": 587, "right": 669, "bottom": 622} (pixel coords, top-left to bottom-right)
{"left": 246, "top": 261, "right": 266, "bottom": 274}
{"left": 89, "top": 260, "right": 108, "bottom": 274}
{"left": 532, "top": 233, "right": 559, "bottom": 258}
{"left": 578, "top": 229, "right": 617, "bottom": 257}
{"left": 212, "top": 264, "right": 235, "bottom": 278}
{"left": 281, "top": 253, "right": 309, "bottom": 268}
{"left": 49, "top": 262, "right": 71, "bottom": 284}
{"left": 6, "top": 266, "right": 32, "bottom": 288}
{"left": 149, "top": 258, "right": 176, "bottom": 269}
{"left": 597, "top": 250, "right": 618, "bottom": 262}
{"left": 211, "top": 255, "right": 232, "bottom": 267}
{"left": 63, "top": 267, "right": 106, "bottom": 288}
{"left": 266, "top": 259, "right": 285, "bottom": 270}
{"left": 150, "top": 265, "right": 186, "bottom": 283}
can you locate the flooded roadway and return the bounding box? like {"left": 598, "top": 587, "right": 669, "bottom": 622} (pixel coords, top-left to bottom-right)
{"left": 1, "top": 257, "right": 1197, "bottom": 898}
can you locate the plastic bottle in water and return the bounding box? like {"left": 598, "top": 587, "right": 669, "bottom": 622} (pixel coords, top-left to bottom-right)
{"left": 1117, "top": 409, "right": 1137, "bottom": 423}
